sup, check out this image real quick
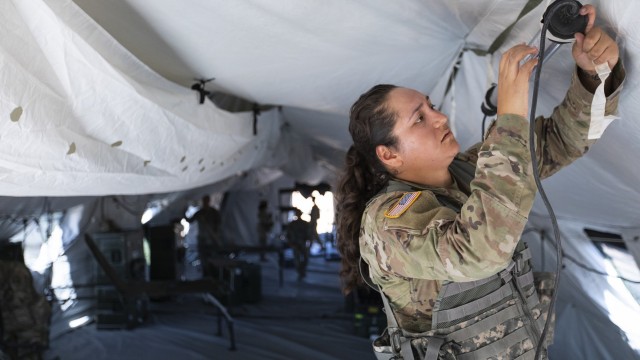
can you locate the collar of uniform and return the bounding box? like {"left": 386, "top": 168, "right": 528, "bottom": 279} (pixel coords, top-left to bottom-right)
{"left": 386, "top": 176, "right": 459, "bottom": 196}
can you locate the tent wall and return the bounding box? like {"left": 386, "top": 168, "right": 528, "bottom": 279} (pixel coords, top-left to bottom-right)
{"left": 524, "top": 216, "right": 640, "bottom": 358}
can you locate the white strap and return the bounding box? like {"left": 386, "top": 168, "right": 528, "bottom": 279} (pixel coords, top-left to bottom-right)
{"left": 588, "top": 62, "right": 619, "bottom": 139}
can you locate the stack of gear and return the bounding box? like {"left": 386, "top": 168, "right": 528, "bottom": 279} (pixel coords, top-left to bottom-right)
{"left": 209, "top": 258, "right": 262, "bottom": 307}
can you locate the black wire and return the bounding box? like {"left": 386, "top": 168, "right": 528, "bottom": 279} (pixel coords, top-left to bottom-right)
{"left": 564, "top": 253, "right": 640, "bottom": 284}
{"left": 530, "top": 8, "right": 563, "bottom": 359}
{"left": 539, "top": 230, "right": 640, "bottom": 284}
{"left": 481, "top": 114, "right": 488, "bottom": 141}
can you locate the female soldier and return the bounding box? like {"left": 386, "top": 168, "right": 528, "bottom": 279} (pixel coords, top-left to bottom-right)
{"left": 336, "top": 5, "right": 624, "bottom": 359}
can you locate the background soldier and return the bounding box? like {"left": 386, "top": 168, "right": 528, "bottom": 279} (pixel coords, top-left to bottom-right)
{"left": 309, "top": 196, "right": 322, "bottom": 249}
{"left": 257, "top": 200, "right": 273, "bottom": 261}
{"left": 185, "top": 195, "right": 222, "bottom": 276}
{"left": 286, "top": 209, "right": 314, "bottom": 281}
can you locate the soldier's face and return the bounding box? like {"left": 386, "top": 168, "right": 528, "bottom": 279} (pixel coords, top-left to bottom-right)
{"left": 386, "top": 87, "right": 460, "bottom": 175}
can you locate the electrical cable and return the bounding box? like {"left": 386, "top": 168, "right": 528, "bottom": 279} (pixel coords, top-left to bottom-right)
{"left": 528, "top": 2, "right": 586, "bottom": 358}
{"left": 538, "top": 230, "right": 640, "bottom": 284}
{"left": 563, "top": 253, "right": 640, "bottom": 284}
{"left": 481, "top": 114, "right": 488, "bottom": 141}
{"left": 529, "top": 19, "right": 560, "bottom": 360}
{"left": 480, "top": 83, "right": 498, "bottom": 140}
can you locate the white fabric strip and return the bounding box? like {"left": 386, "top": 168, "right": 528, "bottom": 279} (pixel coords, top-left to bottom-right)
{"left": 588, "top": 62, "right": 619, "bottom": 139}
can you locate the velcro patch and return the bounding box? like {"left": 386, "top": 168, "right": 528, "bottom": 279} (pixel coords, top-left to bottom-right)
{"left": 384, "top": 192, "right": 421, "bottom": 218}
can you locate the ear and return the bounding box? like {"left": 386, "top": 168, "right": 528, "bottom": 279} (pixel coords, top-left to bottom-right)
{"left": 375, "top": 144, "right": 402, "bottom": 169}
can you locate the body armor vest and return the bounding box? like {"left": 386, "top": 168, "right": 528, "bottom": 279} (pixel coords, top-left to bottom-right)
{"left": 370, "top": 158, "right": 553, "bottom": 359}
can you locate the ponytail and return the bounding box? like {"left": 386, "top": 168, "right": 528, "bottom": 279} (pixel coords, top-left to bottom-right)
{"left": 336, "top": 147, "right": 375, "bottom": 293}
{"left": 336, "top": 84, "right": 398, "bottom": 294}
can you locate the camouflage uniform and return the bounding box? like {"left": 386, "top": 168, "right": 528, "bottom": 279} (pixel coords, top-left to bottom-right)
{"left": 287, "top": 218, "right": 314, "bottom": 279}
{"left": 0, "top": 261, "right": 51, "bottom": 360}
{"left": 360, "top": 64, "right": 625, "bottom": 359}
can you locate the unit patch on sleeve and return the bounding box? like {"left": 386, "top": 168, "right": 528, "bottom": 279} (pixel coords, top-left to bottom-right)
{"left": 384, "top": 191, "right": 421, "bottom": 218}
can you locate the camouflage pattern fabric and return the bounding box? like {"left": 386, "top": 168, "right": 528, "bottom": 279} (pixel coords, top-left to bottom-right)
{"left": 0, "top": 261, "right": 51, "bottom": 360}
{"left": 359, "top": 64, "right": 625, "bottom": 354}
{"left": 418, "top": 246, "right": 553, "bottom": 359}
{"left": 533, "top": 271, "right": 557, "bottom": 346}
{"left": 404, "top": 275, "right": 556, "bottom": 359}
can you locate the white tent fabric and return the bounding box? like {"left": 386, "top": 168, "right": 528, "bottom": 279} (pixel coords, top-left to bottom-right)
{"left": 1, "top": 0, "right": 285, "bottom": 196}
{"left": 524, "top": 216, "right": 640, "bottom": 359}
{"left": 1, "top": 0, "right": 638, "bottom": 219}
{"left": 3, "top": 0, "right": 640, "bottom": 359}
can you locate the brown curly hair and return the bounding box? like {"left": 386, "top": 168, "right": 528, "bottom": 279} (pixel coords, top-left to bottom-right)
{"left": 335, "top": 84, "right": 398, "bottom": 294}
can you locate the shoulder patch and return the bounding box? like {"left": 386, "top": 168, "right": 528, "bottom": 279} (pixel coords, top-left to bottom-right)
{"left": 384, "top": 191, "right": 421, "bottom": 218}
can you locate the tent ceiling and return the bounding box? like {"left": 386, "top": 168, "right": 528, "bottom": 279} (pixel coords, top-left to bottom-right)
{"left": 72, "top": 0, "right": 476, "bottom": 113}
{"left": 3, "top": 1, "right": 640, "bottom": 358}
{"left": 0, "top": 0, "right": 638, "bottom": 228}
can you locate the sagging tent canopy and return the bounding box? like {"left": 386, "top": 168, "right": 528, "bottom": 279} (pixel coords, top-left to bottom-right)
{"left": 1, "top": 0, "right": 639, "bottom": 223}
{"left": 1, "top": 0, "right": 640, "bottom": 359}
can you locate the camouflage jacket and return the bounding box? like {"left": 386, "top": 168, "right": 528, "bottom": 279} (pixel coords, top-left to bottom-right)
{"left": 360, "top": 63, "right": 625, "bottom": 333}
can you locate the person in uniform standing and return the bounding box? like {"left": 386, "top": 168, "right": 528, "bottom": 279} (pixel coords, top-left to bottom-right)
{"left": 336, "top": 5, "right": 624, "bottom": 359}
{"left": 257, "top": 200, "right": 274, "bottom": 261}
{"left": 287, "top": 208, "right": 314, "bottom": 281}
{"left": 309, "top": 196, "right": 322, "bottom": 249}
{"left": 186, "top": 195, "right": 222, "bottom": 276}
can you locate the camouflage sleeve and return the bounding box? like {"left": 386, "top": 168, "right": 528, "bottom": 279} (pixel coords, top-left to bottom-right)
{"left": 534, "top": 62, "right": 625, "bottom": 178}
{"left": 363, "top": 64, "right": 625, "bottom": 284}
{"left": 364, "top": 114, "right": 536, "bottom": 282}
{"left": 464, "top": 62, "right": 625, "bottom": 172}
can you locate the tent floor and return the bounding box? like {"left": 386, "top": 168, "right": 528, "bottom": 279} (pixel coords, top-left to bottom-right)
{"left": 45, "top": 253, "right": 375, "bottom": 360}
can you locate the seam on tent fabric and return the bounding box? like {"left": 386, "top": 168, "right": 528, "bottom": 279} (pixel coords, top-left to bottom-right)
{"left": 467, "top": 0, "right": 545, "bottom": 56}
{"left": 461, "top": 0, "right": 502, "bottom": 44}
{"left": 486, "top": 0, "right": 545, "bottom": 54}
